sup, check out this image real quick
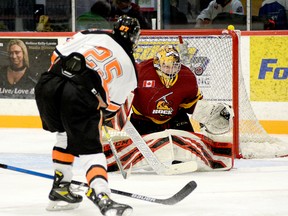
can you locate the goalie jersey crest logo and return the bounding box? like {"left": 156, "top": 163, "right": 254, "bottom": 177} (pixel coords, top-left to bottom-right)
{"left": 152, "top": 92, "right": 174, "bottom": 116}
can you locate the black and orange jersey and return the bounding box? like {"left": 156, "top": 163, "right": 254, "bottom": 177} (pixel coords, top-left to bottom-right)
{"left": 132, "top": 59, "right": 203, "bottom": 124}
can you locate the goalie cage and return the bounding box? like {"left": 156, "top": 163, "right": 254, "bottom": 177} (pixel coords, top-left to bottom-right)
{"left": 103, "top": 29, "right": 288, "bottom": 159}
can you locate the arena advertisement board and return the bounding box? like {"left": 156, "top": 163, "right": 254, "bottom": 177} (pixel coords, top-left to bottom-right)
{"left": 250, "top": 36, "right": 288, "bottom": 102}
{"left": 0, "top": 38, "right": 57, "bottom": 99}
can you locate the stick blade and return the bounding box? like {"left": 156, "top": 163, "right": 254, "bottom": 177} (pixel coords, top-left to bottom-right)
{"left": 159, "top": 180, "right": 197, "bottom": 205}
{"left": 0, "top": 163, "right": 7, "bottom": 168}
{"left": 161, "top": 161, "right": 197, "bottom": 175}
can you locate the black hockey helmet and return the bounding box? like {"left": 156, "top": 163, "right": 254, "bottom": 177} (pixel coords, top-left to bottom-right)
{"left": 112, "top": 15, "right": 141, "bottom": 51}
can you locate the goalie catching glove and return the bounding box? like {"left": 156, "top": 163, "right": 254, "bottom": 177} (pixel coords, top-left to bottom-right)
{"left": 192, "top": 100, "right": 234, "bottom": 135}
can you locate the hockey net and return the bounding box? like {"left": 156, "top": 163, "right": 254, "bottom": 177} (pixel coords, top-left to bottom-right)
{"left": 104, "top": 29, "right": 288, "bottom": 159}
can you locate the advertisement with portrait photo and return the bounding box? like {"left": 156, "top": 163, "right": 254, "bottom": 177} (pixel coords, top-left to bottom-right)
{"left": 0, "top": 38, "right": 57, "bottom": 99}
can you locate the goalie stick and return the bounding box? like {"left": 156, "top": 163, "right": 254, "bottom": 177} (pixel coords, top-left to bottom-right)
{"left": 123, "top": 121, "right": 197, "bottom": 175}
{"left": 0, "top": 163, "right": 197, "bottom": 205}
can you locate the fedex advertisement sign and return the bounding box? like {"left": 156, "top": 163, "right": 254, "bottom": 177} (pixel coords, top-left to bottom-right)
{"left": 259, "top": 59, "right": 288, "bottom": 80}
{"left": 250, "top": 35, "right": 288, "bottom": 102}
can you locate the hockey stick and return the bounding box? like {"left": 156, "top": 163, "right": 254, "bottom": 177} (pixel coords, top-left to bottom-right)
{"left": 0, "top": 163, "right": 196, "bottom": 205}
{"left": 103, "top": 125, "right": 130, "bottom": 179}
{"left": 123, "top": 121, "right": 197, "bottom": 175}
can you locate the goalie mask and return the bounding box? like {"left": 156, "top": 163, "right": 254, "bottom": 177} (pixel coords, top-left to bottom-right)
{"left": 153, "top": 45, "right": 181, "bottom": 88}
{"left": 113, "top": 15, "right": 141, "bottom": 51}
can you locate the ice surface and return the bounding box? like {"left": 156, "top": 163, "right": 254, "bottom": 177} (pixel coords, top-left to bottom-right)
{"left": 0, "top": 129, "right": 288, "bottom": 216}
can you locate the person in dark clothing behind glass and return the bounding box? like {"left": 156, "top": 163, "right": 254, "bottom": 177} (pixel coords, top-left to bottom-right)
{"left": 76, "top": 0, "right": 113, "bottom": 30}
{"left": 258, "top": 0, "right": 288, "bottom": 30}
{"left": 170, "top": 0, "right": 188, "bottom": 24}
{"left": 110, "top": 0, "right": 151, "bottom": 29}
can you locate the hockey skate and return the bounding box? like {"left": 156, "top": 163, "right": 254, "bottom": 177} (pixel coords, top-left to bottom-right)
{"left": 86, "top": 188, "right": 133, "bottom": 216}
{"left": 46, "top": 170, "right": 83, "bottom": 211}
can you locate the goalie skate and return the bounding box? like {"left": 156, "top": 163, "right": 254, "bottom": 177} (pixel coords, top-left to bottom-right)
{"left": 86, "top": 188, "right": 133, "bottom": 216}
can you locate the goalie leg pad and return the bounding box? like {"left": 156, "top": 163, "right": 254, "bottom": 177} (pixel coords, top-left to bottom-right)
{"left": 167, "top": 129, "right": 233, "bottom": 171}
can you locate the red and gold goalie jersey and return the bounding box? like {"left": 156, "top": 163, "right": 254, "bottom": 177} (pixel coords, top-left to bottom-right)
{"left": 132, "top": 58, "right": 203, "bottom": 124}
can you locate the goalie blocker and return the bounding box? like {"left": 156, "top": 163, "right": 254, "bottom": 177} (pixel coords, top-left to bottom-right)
{"left": 103, "top": 129, "right": 233, "bottom": 173}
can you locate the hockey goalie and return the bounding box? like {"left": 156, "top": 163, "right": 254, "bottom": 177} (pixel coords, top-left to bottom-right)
{"left": 103, "top": 44, "right": 234, "bottom": 173}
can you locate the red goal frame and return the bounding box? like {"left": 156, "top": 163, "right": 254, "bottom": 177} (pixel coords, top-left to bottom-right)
{"left": 139, "top": 29, "right": 240, "bottom": 158}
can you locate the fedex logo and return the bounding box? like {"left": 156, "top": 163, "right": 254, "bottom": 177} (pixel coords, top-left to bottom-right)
{"left": 259, "top": 59, "right": 288, "bottom": 80}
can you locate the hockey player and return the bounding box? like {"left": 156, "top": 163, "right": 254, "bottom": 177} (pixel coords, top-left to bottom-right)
{"left": 130, "top": 44, "right": 203, "bottom": 135}
{"left": 35, "top": 15, "right": 140, "bottom": 215}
